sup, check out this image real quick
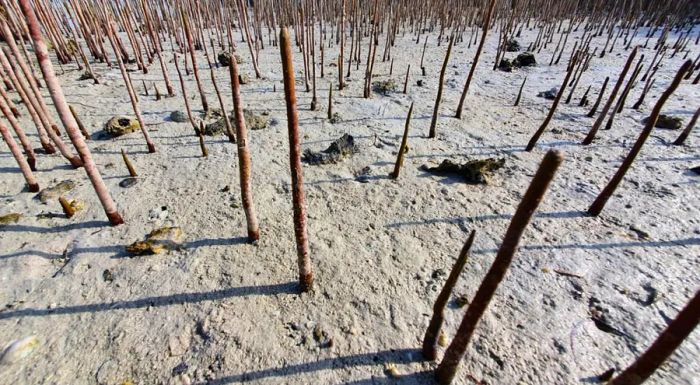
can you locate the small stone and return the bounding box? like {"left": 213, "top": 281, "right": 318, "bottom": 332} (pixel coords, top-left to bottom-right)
{"left": 438, "top": 332, "right": 448, "bottom": 347}
{"left": 119, "top": 178, "right": 138, "bottom": 188}
{"left": 385, "top": 364, "right": 401, "bottom": 378}
{"left": 329, "top": 112, "right": 342, "bottom": 124}
{"left": 217, "top": 51, "right": 242, "bottom": 67}
{"left": 0, "top": 213, "right": 21, "bottom": 226}
{"left": 238, "top": 73, "right": 251, "bottom": 85}
{"left": 170, "top": 111, "right": 189, "bottom": 123}
{"left": 416, "top": 79, "right": 424, "bottom": 87}
{"left": 78, "top": 71, "right": 95, "bottom": 81}
{"left": 105, "top": 116, "right": 140, "bottom": 137}
{"left": 455, "top": 294, "right": 470, "bottom": 308}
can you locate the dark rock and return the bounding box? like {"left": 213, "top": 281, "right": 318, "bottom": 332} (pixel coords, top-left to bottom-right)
{"left": 238, "top": 73, "right": 251, "bottom": 85}
{"left": 416, "top": 79, "right": 424, "bottom": 87}
{"left": 102, "top": 269, "right": 114, "bottom": 282}
{"left": 641, "top": 114, "right": 683, "bottom": 130}
{"left": 303, "top": 134, "right": 357, "bottom": 165}
{"left": 498, "top": 59, "right": 514, "bottom": 72}
{"left": 78, "top": 71, "right": 94, "bottom": 81}
{"left": 421, "top": 158, "right": 506, "bottom": 184}
{"left": 514, "top": 52, "right": 536, "bottom": 67}
{"left": 119, "top": 178, "right": 138, "bottom": 188}
{"left": 690, "top": 166, "right": 700, "bottom": 175}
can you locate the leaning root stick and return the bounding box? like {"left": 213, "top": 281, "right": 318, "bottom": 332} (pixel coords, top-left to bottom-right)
{"left": 390, "top": 102, "right": 413, "bottom": 179}
{"left": 588, "top": 60, "right": 692, "bottom": 216}
{"left": 608, "top": 290, "right": 700, "bottom": 385}
{"left": 435, "top": 150, "right": 564, "bottom": 384}
{"left": 423, "top": 230, "right": 476, "bottom": 361}
{"left": 19, "top": 0, "right": 123, "bottom": 225}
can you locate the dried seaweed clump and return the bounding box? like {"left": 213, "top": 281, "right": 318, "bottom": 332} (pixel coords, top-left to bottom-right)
{"left": 105, "top": 116, "right": 140, "bottom": 137}
{"left": 506, "top": 39, "right": 521, "bottom": 52}
{"left": 126, "top": 227, "right": 184, "bottom": 255}
{"left": 642, "top": 114, "right": 683, "bottom": 130}
{"left": 204, "top": 109, "right": 268, "bottom": 135}
{"left": 78, "top": 71, "right": 94, "bottom": 81}
{"left": 498, "top": 59, "right": 514, "bottom": 72}
{"left": 35, "top": 180, "right": 76, "bottom": 203}
{"left": 373, "top": 79, "right": 398, "bottom": 95}
{"left": 0, "top": 213, "right": 21, "bottom": 226}
{"left": 303, "top": 134, "right": 357, "bottom": 165}
{"left": 217, "top": 51, "right": 242, "bottom": 67}
{"left": 421, "top": 158, "right": 506, "bottom": 184}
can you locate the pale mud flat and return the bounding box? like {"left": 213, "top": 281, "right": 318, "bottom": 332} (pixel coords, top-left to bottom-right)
{"left": 0, "top": 23, "right": 698, "bottom": 385}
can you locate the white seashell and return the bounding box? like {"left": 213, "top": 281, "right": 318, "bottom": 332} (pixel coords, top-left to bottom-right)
{"left": 0, "top": 336, "right": 39, "bottom": 364}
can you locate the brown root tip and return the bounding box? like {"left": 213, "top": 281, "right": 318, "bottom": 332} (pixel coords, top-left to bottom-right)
{"left": 11, "top": 107, "right": 20, "bottom": 118}
{"left": 299, "top": 273, "right": 314, "bottom": 293}
{"left": 248, "top": 230, "right": 260, "bottom": 243}
{"left": 70, "top": 156, "right": 84, "bottom": 168}
{"left": 43, "top": 144, "right": 56, "bottom": 154}
{"left": 107, "top": 211, "right": 125, "bottom": 226}
{"left": 28, "top": 157, "right": 37, "bottom": 171}
{"left": 28, "top": 183, "right": 40, "bottom": 193}
{"left": 147, "top": 143, "right": 156, "bottom": 153}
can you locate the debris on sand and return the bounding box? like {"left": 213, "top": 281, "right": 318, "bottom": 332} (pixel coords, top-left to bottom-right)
{"left": 0, "top": 336, "right": 40, "bottom": 364}
{"left": 372, "top": 79, "right": 398, "bottom": 95}
{"left": 35, "top": 180, "right": 76, "bottom": 203}
{"left": 506, "top": 38, "right": 521, "bottom": 52}
{"left": 0, "top": 213, "right": 21, "bottom": 226}
{"left": 78, "top": 71, "right": 94, "bottom": 81}
{"left": 329, "top": 112, "right": 342, "bottom": 123}
{"left": 105, "top": 116, "right": 140, "bottom": 137}
{"left": 238, "top": 73, "right": 251, "bottom": 84}
{"left": 537, "top": 87, "right": 558, "bottom": 100}
{"left": 642, "top": 114, "right": 682, "bottom": 130}
{"left": 126, "top": 227, "right": 184, "bottom": 256}
{"left": 421, "top": 158, "right": 506, "bottom": 184}
{"left": 303, "top": 134, "right": 357, "bottom": 165}
{"left": 514, "top": 52, "right": 536, "bottom": 67}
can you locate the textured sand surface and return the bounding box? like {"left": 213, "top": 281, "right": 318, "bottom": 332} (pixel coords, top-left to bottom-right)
{"left": 1, "top": 23, "right": 699, "bottom": 385}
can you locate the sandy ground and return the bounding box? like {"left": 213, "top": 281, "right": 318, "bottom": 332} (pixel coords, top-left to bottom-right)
{"left": 0, "top": 21, "right": 699, "bottom": 385}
